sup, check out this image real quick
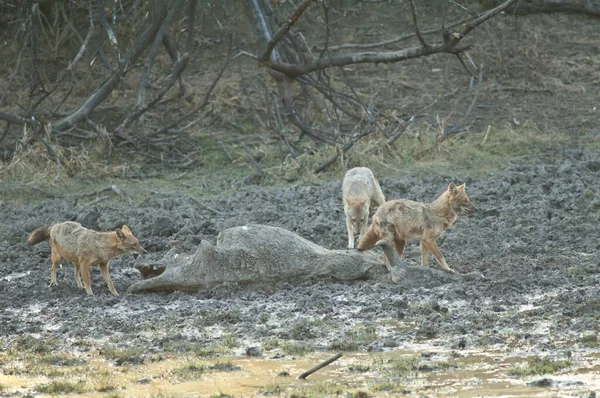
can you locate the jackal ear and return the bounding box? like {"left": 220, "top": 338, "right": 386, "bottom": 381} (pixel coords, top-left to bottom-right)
{"left": 121, "top": 225, "right": 131, "bottom": 233}
{"left": 457, "top": 183, "right": 465, "bottom": 191}
{"left": 358, "top": 199, "right": 367, "bottom": 207}
{"left": 116, "top": 228, "right": 124, "bottom": 240}
{"left": 448, "top": 182, "right": 457, "bottom": 194}
{"left": 344, "top": 198, "right": 354, "bottom": 206}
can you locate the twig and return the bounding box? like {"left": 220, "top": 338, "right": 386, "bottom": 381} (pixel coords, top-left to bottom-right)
{"left": 0, "top": 122, "right": 10, "bottom": 145}
{"left": 0, "top": 31, "right": 29, "bottom": 105}
{"left": 186, "top": 0, "right": 197, "bottom": 53}
{"left": 260, "top": 0, "right": 318, "bottom": 62}
{"left": 67, "top": 26, "right": 94, "bottom": 71}
{"left": 150, "top": 191, "right": 223, "bottom": 215}
{"left": 155, "top": 34, "right": 232, "bottom": 135}
{"left": 408, "top": 0, "right": 429, "bottom": 47}
{"left": 52, "top": 11, "right": 165, "bottom": 132}
{"left": 297, "top": 353, "right": 343, "bottom": 380}
{"left": 319, "top": 18, "right": 471, "bottom": 52}
{"left": 97, "top": 0, "right": 118, "bottom": 47}
{"left": 71, "top": 185, "right": 131, "bottom": 203}
{"left": 315, "top": 126, "right": 373, "bottom": 173}
{"left": 115, "top": 53, "right": 189, "bottom": 136}
{"left": 9, "top": 183, "right": 56, "bottom": 198}
{"left": 137, "top": 0, "right": 185, "bottom": 120}
{"left": 464, "top": 63, "right": 484, "bottom": 118}
{"left": 481, "top": 125, "right": 492, "bottom": 146}
{"left": 79, "top": 195, "right": 110, "bottom": 209}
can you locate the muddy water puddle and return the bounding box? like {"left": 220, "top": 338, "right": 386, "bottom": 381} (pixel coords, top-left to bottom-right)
{"left": 1, "top": 347, "right": 599, "bottom": 397}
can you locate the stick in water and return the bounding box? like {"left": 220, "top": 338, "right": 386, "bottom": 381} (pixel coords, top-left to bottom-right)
{"left": 297, "top": 352, "right": 343, "bottom": 380}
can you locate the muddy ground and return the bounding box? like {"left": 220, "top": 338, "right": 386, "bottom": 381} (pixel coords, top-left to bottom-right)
{"left": 2, "top": 149, "right": 600, "bottom": 395}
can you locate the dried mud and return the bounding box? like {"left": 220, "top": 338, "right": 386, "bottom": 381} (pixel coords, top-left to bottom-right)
{"left": 2, "top": 150, "right": 600, "bottom": 394}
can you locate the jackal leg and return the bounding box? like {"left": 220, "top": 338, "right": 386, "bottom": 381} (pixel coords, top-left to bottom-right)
{"left": 420, "top": 240, "right": 431, "bottom": 266}
{"left": 73, "top": 264, "right": 84, "bottom": 289}
{"left": 99, "top": 262, "right": 119, "bottom": 296}
{"left": 393, "top": 237, "right": 406, "bottom": 258}
{"left": 423, "top": 239, "right": 456, "bottom": 274}
{"left": 80, "top": 262, "right": 94, "bottom": 296}
{"left": 356, "top": 224, "right": 380, "bottom": 251}
{"left": 49, "top": 248, "right": 62, "bottom": 287}
{"left": 346, "top": 216, "right": 355, "bottom": 249}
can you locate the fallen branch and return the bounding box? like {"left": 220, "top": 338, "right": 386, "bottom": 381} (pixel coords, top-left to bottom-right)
{"left": 71, "top": 185, "right": 132, "bottom": 203}
{"left": 297, "top": 353, "right": 343, "bottom": 380}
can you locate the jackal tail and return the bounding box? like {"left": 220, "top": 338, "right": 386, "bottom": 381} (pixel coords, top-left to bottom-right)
{"left": 27, "top": 226, "right": 51, "bottom": 246}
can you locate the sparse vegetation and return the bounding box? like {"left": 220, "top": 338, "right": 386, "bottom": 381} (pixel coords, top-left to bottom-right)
{"left": 100, "top": 345, "right": 145, "bottom": 365}
{"left": 34, "top": 380, "right": 87, "bottom": 394}
{"left": 509, "top": 357, "right": 572, "bottom": 377}
{"left": 280, "top": 341, "right": 316, "bottom": 356}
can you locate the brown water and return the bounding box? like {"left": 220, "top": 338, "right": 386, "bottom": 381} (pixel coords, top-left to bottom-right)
{"left": 1, "top": 347, "right": 598, "bottom": 397}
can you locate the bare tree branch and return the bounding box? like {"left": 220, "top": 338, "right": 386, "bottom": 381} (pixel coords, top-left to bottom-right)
{"left": 255, "top": 0, "right": 517, "bottom": 78}
{"left": 155, "top": 35, "right": 233, "bottom": 136}
{"left": 52, "top": 15, "right": 165, "bottom": 132}
{"left": 482, "top": 0, "right": 600, "bottom": 17}
{"left": 97, "top": 0, "right": 118, "bottom": 47}
{"left": 259, "top": 0, "right": 318, "bottom": 62}
{"left": 186, "top": 0, "right": 198, "bottom": 53}
{"left": 408, "top": 0, "right": 429, "bottom": 47}
{"left": 320, "top": 17, "right": 471, "bottom": 52}
{"left": 137, "top": 0, "right": 185, "bottom": 125}
{"left": 115, "top": 53, "right": 190, "bottom": 137}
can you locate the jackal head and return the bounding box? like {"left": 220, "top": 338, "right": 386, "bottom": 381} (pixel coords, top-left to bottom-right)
{"left": 344, "top": 198, "right": 370, "bottom": 233}
{"left": 116, "top": 225, "right": 146, "bottom": 254}
{"left": 448, "top": 183, "right": 477, "bottom": 215}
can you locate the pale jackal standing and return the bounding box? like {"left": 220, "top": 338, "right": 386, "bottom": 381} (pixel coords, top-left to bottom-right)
{"left": 342, "top": 167, "right": 386, "bottom": 249}
{"left": 356, "top": 182, "right": 476, "bottom": 273}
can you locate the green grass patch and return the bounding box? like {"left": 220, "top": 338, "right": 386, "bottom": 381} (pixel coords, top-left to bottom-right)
{"left": 508, "top": 356, "right": 572, "bottom": 377}
{"left": 579, "top": 334, "right": 599, "bottom": 347}
{"left": 171, "top": 363, "right": 207, "bottom": 381}
{"left": 327, "top": 325, "right": 377, "bottom": 352}
{"left": 370, "top": 380, "right": 408, "bottom": 393}
{"left": 35, "top": 380, "right": 87, "bottom": 394}
{"left": 287, "top": 381, "right": 345, "bottom": 398}
{"left": 41, "top": 354, "right": 87, "bottom": 366}
{"left": 280, "top": 341, "right": 316, "bottom": 356}
{"left": 262, "top": 337, "right": 280, "bottom": 351}
{"left": 387, "top": 357, "right": 420, "bottom": 378}
{"left": 100, "top": 345, "right": 144, "bottom": 365}
{"left": 8, "top": 335, "right": 58, "bottom": 355}
{"left": 348, "top": 364, "right": 371, "bottom": 372}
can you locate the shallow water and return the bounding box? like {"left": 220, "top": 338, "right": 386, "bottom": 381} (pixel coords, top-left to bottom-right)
{"left": 2, "top": 345, "right": 598, "bottom": 397}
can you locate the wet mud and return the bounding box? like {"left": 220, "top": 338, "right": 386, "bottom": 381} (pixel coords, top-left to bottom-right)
{"left": 2, "top": 150, "right": 600, "bottom": 396}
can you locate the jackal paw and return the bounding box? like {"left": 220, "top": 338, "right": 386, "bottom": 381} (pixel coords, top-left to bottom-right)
{"left": 391, "top": 271, "right": 401, "bottom": 283}
{"left": 48, "top": 282, "right": 57, "bottom": 287}
{"left": 347, "top": 243, "right": 355, "bottom": 250}
{"left": 443, "top": 267, "right": 457, "bottom": 274}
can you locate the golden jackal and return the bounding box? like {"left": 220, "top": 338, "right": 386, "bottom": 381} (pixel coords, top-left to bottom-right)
{"left": 27, "top": 221, "right": 145, "bottom": 296}
{"left": 342, "top": 167, "right": 386, "bottom": 249}
{"left": 356, "top": 182, "right": 476, "bottom": 273}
